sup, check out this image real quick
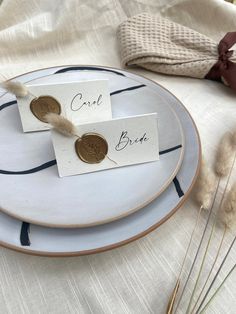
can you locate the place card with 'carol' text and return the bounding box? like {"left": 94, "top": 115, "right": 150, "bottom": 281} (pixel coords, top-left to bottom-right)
{"left": 51, "top": 113, "right": 159, "bottom": 177}
{"left": 17, "top": 80, "right": 112, "bottom": 132}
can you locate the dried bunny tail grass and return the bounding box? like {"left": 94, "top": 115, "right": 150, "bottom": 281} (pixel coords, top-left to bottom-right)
{"left": 168, "top": 206, "right": 203, "bottom": 314}
{"left": 194, "top": 159, "right": 216, "bottom": 210}
{"left": 220, "top": 182, "right": 236, "bottom": 230}
{"left": 44, "top": 113, "right": 77, "bottom": 137}
{"left": 1, "top": 81, "right": 28, "bottom": 97}
{"left": 215, "top": 132, "right": 235, "bottom": 177}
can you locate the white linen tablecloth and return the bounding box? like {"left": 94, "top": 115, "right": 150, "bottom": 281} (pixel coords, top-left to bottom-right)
{"left": 0, "top": 0, "right": 235, "bottom": 313}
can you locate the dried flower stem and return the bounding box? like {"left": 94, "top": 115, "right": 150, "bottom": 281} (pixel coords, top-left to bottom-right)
{"left": 196, "top": 236, "right": 236, "bottom": 313}
{"left": 187, "top": 151, "right": 236, "bottom": 313}
{"left": 179, "top": 206, "right": 204, "bottom": 277}
{"left": 186, "top": 218, "right": 216, "bottom": 313}
{"left": 199, "top": 264, "right": 236, "bottom": 313}
{"left": 173, "top": 179, "right": 220, "bottom": 313}
{"left": 166, "top": 205, "right": 203, "bottom": 314}
{"left": 105, "top": 154, "right": 118, "bottom": 165}
{"left": 196, "top": 173, "right": 236, "bottom": 312}
{"left": 166, "top": 280, "right": 180, "bottom": 314}
{"left": 186, "top": 147, "right": 236, "bottom": 312}
{"left": 190, "top": 226, "right": 227, "bottom": 313}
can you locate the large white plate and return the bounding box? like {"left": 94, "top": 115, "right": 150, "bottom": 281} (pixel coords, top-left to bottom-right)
{"left": 0, "top": 66, "right": 200, "bottom": 256}
{"left": 0, "top": 66, "right": 184, "bottom": 227}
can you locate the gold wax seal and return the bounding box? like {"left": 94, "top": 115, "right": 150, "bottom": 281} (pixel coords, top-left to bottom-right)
{"left": 75, "top": 133, "right": 108, "bottom": 164}
{"left": 30, "top": 96, "right": 61, "bottom": 123}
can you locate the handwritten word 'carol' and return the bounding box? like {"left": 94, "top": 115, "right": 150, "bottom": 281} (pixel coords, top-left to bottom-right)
{"left": 70, "top": 93, "right": 103, "bottom": 111}
{"left": 115, "top": 131, "right": 149, "bottom": 151}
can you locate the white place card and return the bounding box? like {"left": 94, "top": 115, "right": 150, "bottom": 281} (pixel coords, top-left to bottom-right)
{"left": 17, "top": 79, "right": 112, "bottom": 132}
{"left": 51, "top": 113, "right": 159, "bottom": 177}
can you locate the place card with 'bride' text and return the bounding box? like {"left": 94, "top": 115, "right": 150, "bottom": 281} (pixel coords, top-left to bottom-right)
{"left": 51, "top": 113, "right": 159, "bottom": 177}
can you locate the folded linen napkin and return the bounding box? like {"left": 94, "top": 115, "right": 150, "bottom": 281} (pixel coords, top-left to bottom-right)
{"left": 118, "top": 13, "right": 236, "bottom": 90}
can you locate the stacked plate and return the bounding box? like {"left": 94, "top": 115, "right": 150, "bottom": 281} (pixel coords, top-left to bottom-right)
{"left": 0, "top": 66, "right": 201, "bottom": 256}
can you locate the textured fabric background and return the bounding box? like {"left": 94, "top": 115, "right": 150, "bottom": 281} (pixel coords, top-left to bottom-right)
{"left": 0, "top": 0, "right": 236, "bottom": 313}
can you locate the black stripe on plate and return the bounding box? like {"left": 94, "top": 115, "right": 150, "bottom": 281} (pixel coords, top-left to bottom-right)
{"left": 0, "top": 100, "right": 17, "bottom": 111}
{"left": 20, "top": 222, "right": 30, "bottom": 246}
{"left": 0, "top": 160, "right": 57, "bottom": 175}
{"left": 110, "top": 84, "right": 146, "bottom": 96}
{"left": 160, "top": 145, "right": 182, "bottom": 155}
{"left": 54, "top": 66, "right": 125, "bottom": 76}
{"left": 173, "top": 177, "right": 184, "bottom": 197}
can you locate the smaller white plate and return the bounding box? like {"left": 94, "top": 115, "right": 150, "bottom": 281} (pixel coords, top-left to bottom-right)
{"left": 0, "top": 67, "right": 184, "bottom": 227}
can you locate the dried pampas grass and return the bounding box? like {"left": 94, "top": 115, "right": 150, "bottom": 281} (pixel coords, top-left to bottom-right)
{"left": 215, "top": 132, "right": 235, "bottom": 177}
{"left": 194, "top": 160, "right": 216, "bottom": 210}
{"left": 1, "top": 81, "right": 28, "bottom": 97}
{"left": 44, "top": 113, "right": 77, "bottom": 137}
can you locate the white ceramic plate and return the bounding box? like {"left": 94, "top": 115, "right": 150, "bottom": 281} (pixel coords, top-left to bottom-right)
{"left": 0, "top": 66, "right": 184, "bottom": 227}
{"left": 0, "top": 66, "right": 200, "bottom": 256}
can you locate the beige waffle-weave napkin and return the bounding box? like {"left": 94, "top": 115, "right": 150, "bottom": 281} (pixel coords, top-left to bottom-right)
{"left": 118, "top": 13, "right": 236, "bottom": 88}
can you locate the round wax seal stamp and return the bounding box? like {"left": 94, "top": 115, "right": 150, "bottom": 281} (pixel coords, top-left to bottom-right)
{"left": 75, "top": 133, "right": 108, "bottom": 164}
{"left": 30, "top": 96, "right": 61, "bottom": 123}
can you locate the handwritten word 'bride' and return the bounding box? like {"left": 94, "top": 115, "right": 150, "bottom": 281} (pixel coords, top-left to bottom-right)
{"left": 115, "top": 131, "right": 149, "bottom": 151}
